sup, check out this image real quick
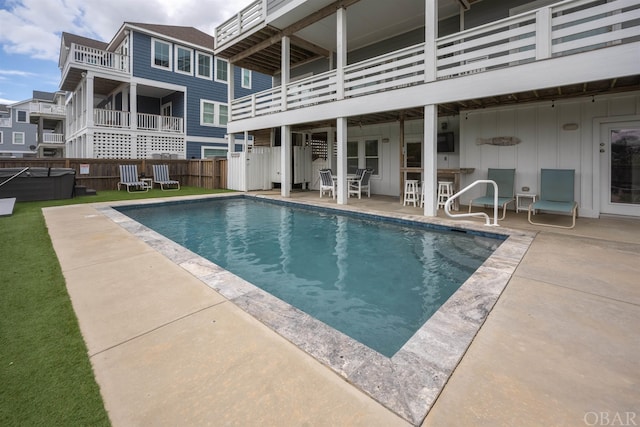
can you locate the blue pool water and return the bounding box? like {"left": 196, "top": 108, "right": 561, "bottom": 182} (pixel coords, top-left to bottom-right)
{"left": 118, "top": 197, "right": 502, "bottom": 357}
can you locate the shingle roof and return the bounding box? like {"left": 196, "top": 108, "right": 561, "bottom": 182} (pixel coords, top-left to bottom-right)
{"left": 61, "top": 32, "right": 108, "bottom": 50}
{"left": 126, "top": 22, "right": 214, "bottom": 50}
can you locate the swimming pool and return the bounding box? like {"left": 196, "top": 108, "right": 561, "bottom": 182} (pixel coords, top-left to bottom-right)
{"left": 117, "top": 197, "right": 501, "bottom": 357}
{"left": 102, "top": 194, "right": 534, "bottom": 424}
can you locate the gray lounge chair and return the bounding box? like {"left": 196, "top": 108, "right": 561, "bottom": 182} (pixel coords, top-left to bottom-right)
{"left": 528, "top": 169, "right": 578, "bottom": 229}
{"left": 117, "top": 165, "right": 148, "bottom": 192}
{"left": 152, "top": 164, "right": 180, "bottom": 191}
{"left": 468, "top": 168, "right": 516, "bottom": 220}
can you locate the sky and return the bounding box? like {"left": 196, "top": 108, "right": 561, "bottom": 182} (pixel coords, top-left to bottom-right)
{"left": 0, "top": 0, "right": 255, "bottom": 105}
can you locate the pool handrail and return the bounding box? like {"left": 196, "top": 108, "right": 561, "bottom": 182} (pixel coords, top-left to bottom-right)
{"left": 0, "top": 167, "right": 30, "bottom": 189}
{"left": 445, "top": 179, "right": 499, "bottom": 226}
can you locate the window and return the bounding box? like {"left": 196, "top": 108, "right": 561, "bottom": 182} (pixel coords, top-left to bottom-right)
{"left": 152, "top": 39, "right": 171, "bottom": 69}
{"left": 215, "top": 58, "right": 228, "bottom": 82}
{"left": 196, "top": 52, "right": 212, "bottom": 79}
{"left": 175, "top": 45, "right": 192, "bottom": 74}
{"left": 200, "top": 100, "right": 228, "bottom": 126}
{"left": 241, "top": 68, "right": 251, "bottom": 89}
{"left": 13, "top": 132, "right": 25, "bottom": 145}
{"left": 202, "top": 147, "right": 227, "bottom": 158}
{"left": 17, "top": 110, "right": 27, "bottom": 122}
{"left": 339, "top": 138, "right": 380, "bottom": 175}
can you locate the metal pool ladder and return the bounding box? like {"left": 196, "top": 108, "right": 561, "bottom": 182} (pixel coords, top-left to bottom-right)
{"left": 444, "top": 179, "right": 500, "bottom": 226}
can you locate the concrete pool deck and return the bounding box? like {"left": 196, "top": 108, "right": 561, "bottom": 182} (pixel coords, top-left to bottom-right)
{"left": 43, "top": 192, "right": 640, "bottom": 426}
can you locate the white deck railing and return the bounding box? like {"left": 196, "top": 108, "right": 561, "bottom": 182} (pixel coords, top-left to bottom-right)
{"left": 93, "top": 109, "right": 184, "bottom": 133}
{"left": 215, "top": 1, "right": 265, "bottom": 49}
{"left": 229, "top": 0, "right": 639, "bottom": 120}
{"left": 67, "top": 43, "right": 129, "bottom": 74}
{"left": 29, "top": 102, "right": 65, "bottom": 116}
{"left": 42, "top": 133, "right": 65, "bottom": 144}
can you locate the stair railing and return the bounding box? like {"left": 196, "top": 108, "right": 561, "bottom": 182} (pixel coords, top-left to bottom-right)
{"left": 444, "top": 179, "right": 499, "bottom": 226}
{"left": 0, "top": 167, "right": 30, "bottom": 189}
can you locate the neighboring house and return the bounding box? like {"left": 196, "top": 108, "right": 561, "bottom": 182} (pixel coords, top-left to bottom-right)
{"left": 58, "top": 22, "right": 271, "bottom": 159}
{"left": 215, "top": 0, "right": 640, "bottom": 219}
{"left": 29, "top": 90, "right": 66, "bottom": 158}
{"left": 0, "top": 101, "right": 38, "bottom": 158}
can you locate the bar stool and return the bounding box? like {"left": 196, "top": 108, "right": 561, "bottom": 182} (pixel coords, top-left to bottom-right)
{"left": 437, "top": 181, "right": 454, "bottom": 209}
{"left": 403, "top": 179, "right": 420, "bottom": 207}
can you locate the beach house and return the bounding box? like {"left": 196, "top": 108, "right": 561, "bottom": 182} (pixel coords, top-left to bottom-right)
{"left": 215, "top": 0, "right": 640, "bottom": 218}
{"left": 58, "top": 22, "right": 271, "bottom": 160}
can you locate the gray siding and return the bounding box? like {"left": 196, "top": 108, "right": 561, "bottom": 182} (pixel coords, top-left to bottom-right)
{"left": 0, "top": 107, "right": 37, "bottom": 156}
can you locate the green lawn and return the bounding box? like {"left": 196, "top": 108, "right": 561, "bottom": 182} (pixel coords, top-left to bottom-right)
{"left": 0, "top": 187, "right": 231, "bottom": 426}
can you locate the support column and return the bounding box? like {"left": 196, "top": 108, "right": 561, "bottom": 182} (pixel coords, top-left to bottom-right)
{"left": 336, "top": 7, "right": 347, "bottom": 100}
{"left": 424, "top": 0, "right": 437, "bottom": 82}
{"left": 228, "top": 61, "right": 234, "bottom": 122}
{"left": 129, "top": 82, "right": 137, "bottom": 130}
{"left": 336, "top": 117, "right": 348, "bottom": 204}
{"left": 85, "top": 74, "right": 94, "bottom": 127}
{"left": 281, "top": 125, "right": 291, "bottom": 197}
{"left": 423, "top": 104, "right": 438, "bottom": 216}
{"left": 281, "top": 36, "right": 290, "bottom": 111}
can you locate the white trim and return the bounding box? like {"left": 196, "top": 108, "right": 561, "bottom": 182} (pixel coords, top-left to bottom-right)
{"left": 189, "top": 136, "right": 228, "bottom": 144}
{"left": 215, "top": 57, "right": 228, "bottom": 83}
{"left": 12, "top": 131, "right": 25, "bottom": 145}
{"left": 174, "top": 45, "right": 193, "bottom": 75}
{"left": 0, "top": 131, "right": 3, "bottom": 144}
{"left": 121, "top": 23, "right": 214, "bottom": 53}
{"left": 16, "top": 110, "right": 28, "bottom": 123}
{"left": 130, "top": 77, "right": 186, "bottom": 92}
{"left": 151, "top": 38, "right": 172, "bottom": 71}
{"left": 200, "top": 99, "right": 228, "bottom": 127}
{"left": 196, "top": 52, "right": 213, "bottom": 80}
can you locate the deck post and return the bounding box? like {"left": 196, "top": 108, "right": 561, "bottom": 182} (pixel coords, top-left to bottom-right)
{"left": 129, "top": 82, "right": 137, "bottom": 130}
{"left": 281, "top": 125, "right": 291, "bottom": 198}
{"left": 336, "top": 117, "right": 348, "bottom": 204}
{"left": 423, "top": 104, "right": 438, "bottom": 216}
{"left": 336, "top": 6, "right": 347, "bottom": 100}
{"left": 281, "top": 36, "right": 290, "bottom": 111}
{"left": 424, "top": 0, "right": 437, "bottom": 82}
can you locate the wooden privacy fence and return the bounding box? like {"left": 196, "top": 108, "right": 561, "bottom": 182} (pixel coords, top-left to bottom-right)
{"left": 0, "top": 158, "right": 227, "bottom": 191}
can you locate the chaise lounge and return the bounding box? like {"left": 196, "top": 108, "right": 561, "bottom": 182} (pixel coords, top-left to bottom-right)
{"left": 528, "top": 168, "right": 578, "bottom": 229}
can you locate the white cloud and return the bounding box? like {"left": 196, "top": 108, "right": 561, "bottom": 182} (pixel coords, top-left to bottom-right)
{"left": 0, "top": 0, "right": 256, "bottom": 61}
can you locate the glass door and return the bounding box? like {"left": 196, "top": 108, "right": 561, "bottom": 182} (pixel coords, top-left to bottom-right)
{"left": 600, "top": 121, "right": 640, "bottom": 216}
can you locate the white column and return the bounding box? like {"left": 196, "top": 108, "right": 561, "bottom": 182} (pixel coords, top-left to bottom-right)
{"left": 336, "top": 7, "right": 347, "bottom": 100}
{"left": 227, "top": 133, "right": 235, "bottom": 153}
{"left": 281, "top": 36, "right": 290, "bottom": 111}
{"left": 327, "top": 126, "right": 334, "bottom": 170}
{"left": 129, "top": 82, "right": 137, "bottom": 130}
{"left": 336, "top": 117, "right": 348, "bottom": 204}
{"left": 228, "top": 61, "right": 234, "bottom": 122}
{"left": 281, "top": 125, "right": 291, "bottom": 197}
{"left": 424, "top": 0, "right": 437, "bottom": 82}
{"left": 85, "top": 74, "right": 94, "bottom": 127}
{"left": 423, "top": 104, "right": 438, "bottom": 216}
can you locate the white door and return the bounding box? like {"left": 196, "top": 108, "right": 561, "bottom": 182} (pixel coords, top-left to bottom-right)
{"left": 599, "top": 120, "right": 640, "bottom": 216}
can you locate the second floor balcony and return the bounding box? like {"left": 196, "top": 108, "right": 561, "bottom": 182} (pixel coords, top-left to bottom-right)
{"left": 222, "top": 0, "right": 640, "bottom": 122}
{"left": 93, "top": 109, "right": 184, "bottom": 134}
{"left": 40, "top": 134, "right": 65, "bottom": 144}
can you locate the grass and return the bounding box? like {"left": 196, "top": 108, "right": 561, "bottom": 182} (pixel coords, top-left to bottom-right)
{"left": 0, "top": 187, "right": 231, "bottom": 426}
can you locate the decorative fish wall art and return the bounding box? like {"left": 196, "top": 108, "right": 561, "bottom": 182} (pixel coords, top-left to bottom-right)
{"left": 476, "top": 136, "right": 521, "bottom": 146}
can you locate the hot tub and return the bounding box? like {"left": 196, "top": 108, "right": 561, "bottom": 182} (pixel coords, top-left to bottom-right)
{"left": 0, "top": 167, "right": 76, "bottom": 202}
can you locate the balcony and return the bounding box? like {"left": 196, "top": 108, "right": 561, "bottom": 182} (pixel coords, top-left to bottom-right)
{"left": 93, "top": 109, "right": 184, "bottom": 134}
{"left": 228, "top": 0, "right": 640, "bottom": 121}
{"left": 29, "top": 102, "right": 65, "bottom": 116}
{"left": 215, "top": 1, "right": 265, "bottom": 50}
{"left": 60, "top": 43, "right": 129, "bottom": 91}
{"left": 41, "top": 134, "right": 65, "bottom": 144}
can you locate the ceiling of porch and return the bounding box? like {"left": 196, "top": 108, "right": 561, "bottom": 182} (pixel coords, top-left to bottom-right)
{"left": 216, "top": 0, "right": 474, "bottom": 76}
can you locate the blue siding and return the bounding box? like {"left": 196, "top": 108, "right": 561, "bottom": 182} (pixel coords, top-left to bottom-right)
{"left": 131, "top": 30, "right": 272, "bottom": 158}
{"left": 0, "top": 106, "right": 37, "bottom": 156}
